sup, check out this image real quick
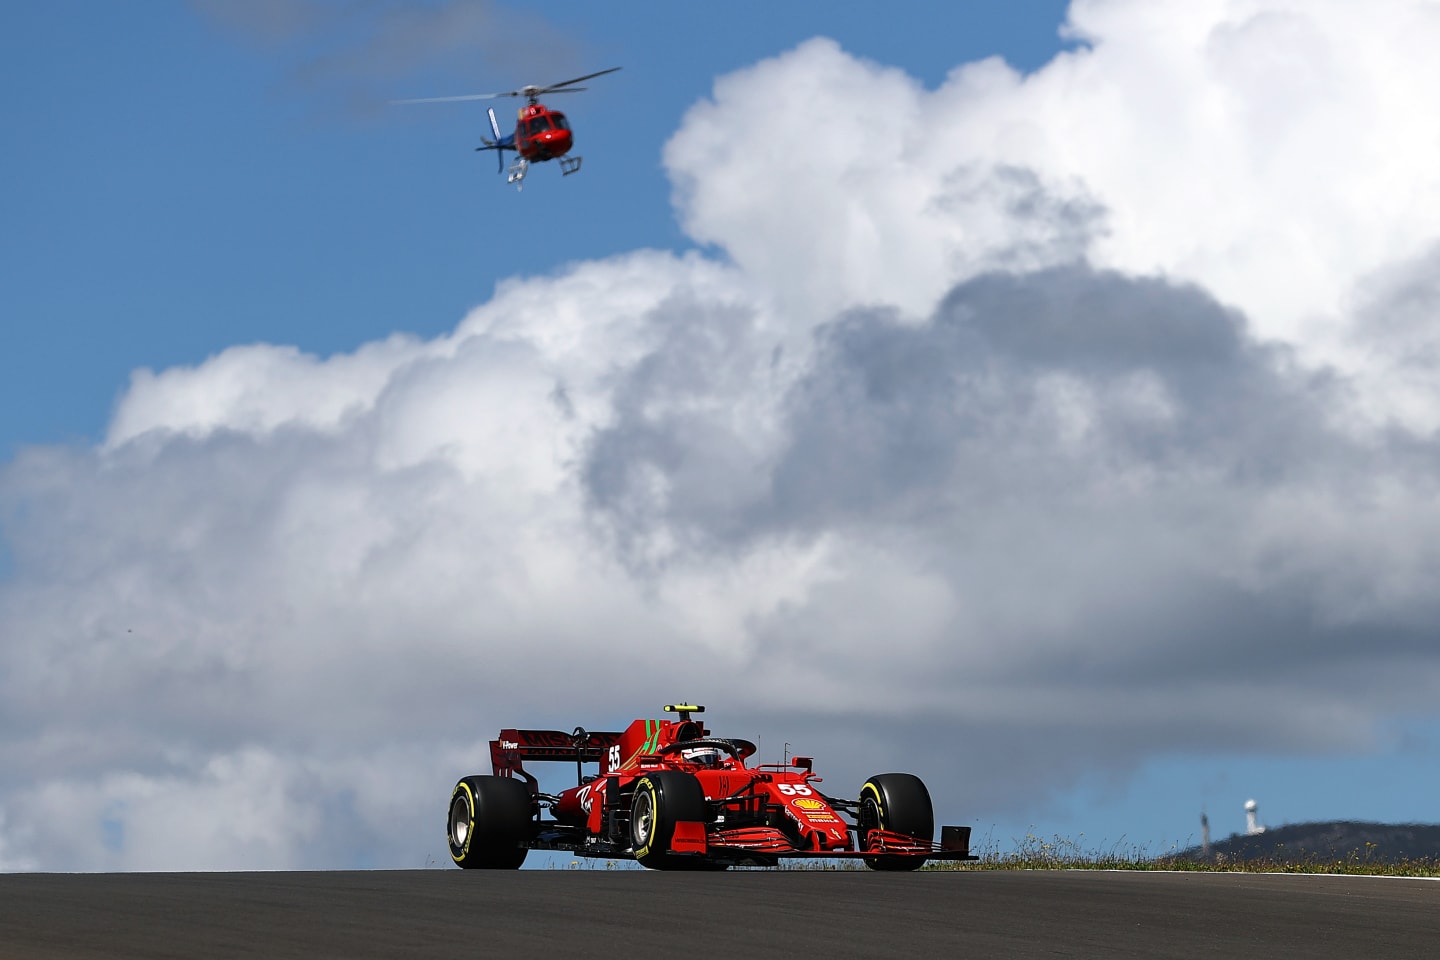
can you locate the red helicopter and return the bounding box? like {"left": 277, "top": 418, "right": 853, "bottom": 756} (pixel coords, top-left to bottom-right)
{"left": 394, "top": 67, "right": 621, "bottom": 190}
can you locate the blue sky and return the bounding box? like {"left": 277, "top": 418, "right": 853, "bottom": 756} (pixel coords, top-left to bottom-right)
{"left": 4, "top": 1, "right": 1440, "bottom": 871}
{"left": 1, "top": 1, "right": 1071, "bottom": 457}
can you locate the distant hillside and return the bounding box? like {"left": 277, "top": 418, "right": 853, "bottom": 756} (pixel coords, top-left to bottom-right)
{"left": 1177, "top": 822, "right": 1440, "bottom": 864}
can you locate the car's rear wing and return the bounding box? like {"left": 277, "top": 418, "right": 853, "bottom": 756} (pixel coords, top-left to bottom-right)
{"left": 491, "top": 728, "right": 623, "bottom": 787}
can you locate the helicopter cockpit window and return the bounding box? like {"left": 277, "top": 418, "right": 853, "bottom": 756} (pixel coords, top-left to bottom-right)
{"left": 525, "top": 116, "right": 552, "bottom": 135}
{"left": 552, "top": 115, "right": 571, "bottom": 131}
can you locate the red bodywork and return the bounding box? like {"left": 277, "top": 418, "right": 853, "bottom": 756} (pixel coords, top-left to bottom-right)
{"left": 486, "top": 706, "right": 974, "bottom": 868}
{"left": 513, "top": 104, "right": 574, "bottom": 163}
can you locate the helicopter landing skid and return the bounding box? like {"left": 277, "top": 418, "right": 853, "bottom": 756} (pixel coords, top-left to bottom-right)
{"left": 560, "top": 155, "right": 583, "bottom": 176}
{"left": 506, "top": 157, "right": 529, "bottom": 190}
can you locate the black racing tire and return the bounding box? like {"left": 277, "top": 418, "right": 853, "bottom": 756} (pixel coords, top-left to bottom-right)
{"left": 447, "top": 775, "right": 532, "bottom": 869}
{"left": 858, "top": 773, "right": 934, "bottom": 872}
{"left": 629, "top": 770, "right": 709, "bottom": 870}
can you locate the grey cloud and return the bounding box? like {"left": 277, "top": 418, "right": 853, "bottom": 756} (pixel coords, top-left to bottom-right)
{"left": 585, "top": 265, "right": 1344, "bottom": 541}
{"left": 188, "top": 0, "right": 332, "bottom": 43}
{"left": 582, "top": 292, "right": 781, "bottom": 563}
{"left": 931, "top": 165, "right": 1108, "bottom": 272}
{"left": 189, "top": 0, "right": 584, "bottom": 110}
{"left": 1351, "top": 240, "right": 1440, "bottom": 370}
{"left": 580, "top": 264, "right": 1440, "bottom": 782}
{"left": 781, "top": 267, "right": 1343, "bottom": 512}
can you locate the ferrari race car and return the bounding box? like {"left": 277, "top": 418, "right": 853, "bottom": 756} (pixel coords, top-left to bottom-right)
{"left": 446, "top": 704, "right": 978, "bottom": 870}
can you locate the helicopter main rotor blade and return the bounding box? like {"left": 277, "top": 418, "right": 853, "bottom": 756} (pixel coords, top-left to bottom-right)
{"left": 393, "top": 67, "right": 617, "bottom": 106}
{"left": 391, "top": 93, "right": 510, "bottom": 105}
{"left": 536, "top": 66, "right": 621, "bottom": 93}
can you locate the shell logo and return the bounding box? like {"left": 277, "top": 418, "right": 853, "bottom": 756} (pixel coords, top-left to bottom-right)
{"left": 792, "top": 798, "right": 826, "bottom": 811}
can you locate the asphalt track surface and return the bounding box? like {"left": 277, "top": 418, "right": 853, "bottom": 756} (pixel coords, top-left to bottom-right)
{"left": 1, "top": 869, "right": 1436, "bottom": 959}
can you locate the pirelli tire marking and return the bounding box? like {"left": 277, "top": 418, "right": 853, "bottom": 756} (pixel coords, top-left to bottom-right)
{"left": 449, "top": 781, "right": 477, "bottom": 862}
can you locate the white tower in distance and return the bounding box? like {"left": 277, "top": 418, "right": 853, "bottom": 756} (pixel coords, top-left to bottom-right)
{"left": 1245, "top": 799, "right": 1266, "bottom": 835}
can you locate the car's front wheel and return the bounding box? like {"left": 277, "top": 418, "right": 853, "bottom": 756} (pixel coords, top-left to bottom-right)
{"left": 447, "top": 775, "right": 532, "bottom": 869}
{"left": 857, "top": 773, "right": 934, "bottom": 871}
{"left": 630, "top": 771, "right": 709, "bottom": 870}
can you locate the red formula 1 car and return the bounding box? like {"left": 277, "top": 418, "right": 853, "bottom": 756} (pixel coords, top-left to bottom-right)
{"left": 446, "top": 704, "right": 978, "bottom": 870}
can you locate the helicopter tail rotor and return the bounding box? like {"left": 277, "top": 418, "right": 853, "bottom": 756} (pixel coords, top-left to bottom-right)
{"left": 486, "top": 108, "right": 504, "bottom": 173}
{"left": 475, "top": 107, "right": 512, "bottom": 173}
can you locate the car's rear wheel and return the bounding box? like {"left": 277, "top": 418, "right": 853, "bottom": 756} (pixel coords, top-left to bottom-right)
{"left": 448, "top": 775, "right": 532, "bottom": 869}
{"left": 858, "top": 773, "right": 934, "bottom": 871}
{"left": 630, "top": 771, "right": 710, "bottom": 870}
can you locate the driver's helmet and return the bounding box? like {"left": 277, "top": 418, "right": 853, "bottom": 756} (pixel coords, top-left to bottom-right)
{"left": 682, "top": 746, "right": 723, "bottom": 767}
